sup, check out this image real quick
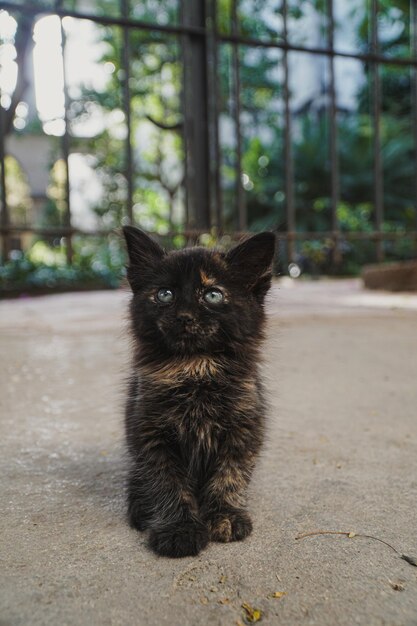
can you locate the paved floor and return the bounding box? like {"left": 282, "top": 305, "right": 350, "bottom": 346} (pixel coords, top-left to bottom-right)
{"left": 1, "top": 279, "right": 417, "bottom": 626}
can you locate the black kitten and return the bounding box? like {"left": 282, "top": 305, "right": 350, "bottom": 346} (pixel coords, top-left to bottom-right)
{"left": 123, "top": 226, "right": 275, "bottom": 558}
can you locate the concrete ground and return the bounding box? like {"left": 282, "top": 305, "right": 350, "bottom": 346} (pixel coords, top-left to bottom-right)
{"left": 1, "top": 279, "right": 417, "bottom": 626}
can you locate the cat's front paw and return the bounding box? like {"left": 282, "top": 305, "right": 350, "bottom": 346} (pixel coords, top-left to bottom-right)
{"left": 149, "top": 519, "right": 209, "bottom": 558}
{"left": 208, "top": 510, "right": 253, "bottom": 543}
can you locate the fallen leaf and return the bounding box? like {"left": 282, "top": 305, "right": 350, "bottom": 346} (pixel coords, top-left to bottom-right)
{"left": 271, "top": 591, "right": 286, "bottom": 599}
{"left": 200, "top": 596, "right": 209, "bottom": 605}
{"left": 219, "top": 574, "right": 227, "bottom": 584}
{"left": 388, "top": 580, "right": 405, "bottom": 591}
{"left": 348, "top": 532, "right": 356, "bottom": 538}
{"left": 210, "top": 586, "right": 218, "bottom": 592}
{"left": 242, "top": 602, "right": 262, "bottom": 623}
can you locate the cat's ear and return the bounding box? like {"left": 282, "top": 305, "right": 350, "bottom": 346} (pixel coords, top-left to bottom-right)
{"left": 123, "top": 226, "right": 165, "bottom": 290}
{"left": 226, "top": 232, "right": 276, "bottom": 298}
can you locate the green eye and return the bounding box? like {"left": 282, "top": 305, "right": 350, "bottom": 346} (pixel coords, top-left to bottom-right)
{"left": 157, "top": 288, "right": 174, "bottom": 303}
{"left": 204, "top": 289, "right": 224, "bottom": 304}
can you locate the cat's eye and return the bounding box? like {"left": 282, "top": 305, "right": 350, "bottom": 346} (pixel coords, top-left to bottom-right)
{"left": 203, "top": 289, "right": 224, "bottom": 304}
{"left": 157, "top": 288, "right": 174, "bottom": 303}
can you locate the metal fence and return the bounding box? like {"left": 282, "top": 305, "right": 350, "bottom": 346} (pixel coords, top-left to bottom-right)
{"left": 1, "top": 0, "right": 417, "bottom": 269}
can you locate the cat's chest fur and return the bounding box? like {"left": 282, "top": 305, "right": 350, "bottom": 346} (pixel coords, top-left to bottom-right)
{"left": 139, "top": 354, "right": 259, "bottom": 448}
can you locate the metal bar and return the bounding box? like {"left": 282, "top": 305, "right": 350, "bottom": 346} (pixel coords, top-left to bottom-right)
{"left": 4, "top": 3, "right": 417, "bottom": 68}
{"left": 327, "top": 0, "right": 341, "bottom": 267}
{"left": 121, "top": 0, "right": 134, "bottom": 224}
{"left": 231, "top": 0, "right": 245, "bottom": 231}
{"left": 0, "top": 106, "right": 9, "bottom": 261}
{"left": 181, "top": 0, "right": 211, "bottom": 230}
{"left": 58, "top": 6, "right": 73, "bottom": 264}
{"left": 1, "top": 225, "right": 415, "bottom": 242}
{"left": 218, "top": 36, "right": 417, "bottom": 68}
{"left": 0, "top": 2, "right": 207, "bottom": 37}
{"left": 207, "top": 0, "right": 223, "bottom": 231}
{"left": 0, "top": 226, "right": 115, "bottom": 236}
{"left": 371, "top": 0, "right": 384, "bottom": 262}
{"left": 282, "top": 0, "right": 295, "bottom": 263}
{"left": 411, "top": 0, "right": 417, "bottom": 255}
{"left": 179, "top": 0, "right": 190, "bottom": 230}
{"left": 273, "top": 231, "right": 417, "bottom": 241}
{"left": 179, "top": 0, "right": 190, "bottom": 231}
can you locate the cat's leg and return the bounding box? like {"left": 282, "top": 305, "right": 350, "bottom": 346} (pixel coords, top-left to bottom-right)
{"left": 127, "top": 468, "right": 155, "bottom": 531}
{"left": 200, "top": 453, "right": 255, "bottom": 543}
{"left": 128, "top": 442, "right": 209, "bottom": 557}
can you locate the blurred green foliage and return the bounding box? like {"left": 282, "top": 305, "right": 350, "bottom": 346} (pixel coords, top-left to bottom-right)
{"left": 2, "top": 0, "right": 416, "bottom": 289}
{"left": 0, "top": 237, "right": 125, "bottom": 296}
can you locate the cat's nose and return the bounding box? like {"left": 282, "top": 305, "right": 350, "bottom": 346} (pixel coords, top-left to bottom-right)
{"left": 177, "top": 312, "right": 194, "bottom": 326}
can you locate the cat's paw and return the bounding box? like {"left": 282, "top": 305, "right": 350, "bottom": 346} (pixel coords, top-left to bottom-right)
{"left": 209, "top": 510, "right": 253, "bottom": 543}
{"left": 149, "top": 519, "right": 209, "bottom": 558}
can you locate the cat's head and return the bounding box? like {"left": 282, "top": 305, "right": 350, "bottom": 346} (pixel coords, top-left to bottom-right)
{"left": 123, "top": 226, "right": 275, "bottom": 355}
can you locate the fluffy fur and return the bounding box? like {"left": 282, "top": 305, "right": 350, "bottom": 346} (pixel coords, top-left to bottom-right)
{"left": 123, "top": 226, "right": 275, "bottom": 557}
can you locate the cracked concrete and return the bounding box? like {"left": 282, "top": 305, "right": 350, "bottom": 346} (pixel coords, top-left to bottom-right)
{"left": 1, "top": 279, "right": 417, "bottom": 626}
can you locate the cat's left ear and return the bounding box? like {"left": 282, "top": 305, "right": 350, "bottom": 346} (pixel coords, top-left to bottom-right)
{"left": 123, "top": 225, "right": 165, "bottom": 290}
{"left": 226, "top": 232, "right": 276, "bottom": 298}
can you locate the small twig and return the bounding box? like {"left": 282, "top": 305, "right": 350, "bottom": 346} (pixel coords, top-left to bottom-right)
{"left": 296, "top": 530, "right": 357, "bottom": 541}
{"left": 295, "top": 530, "right": 417, "bottom": 567}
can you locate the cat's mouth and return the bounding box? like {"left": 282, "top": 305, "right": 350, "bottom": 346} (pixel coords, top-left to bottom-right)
{"left": 157, "top": 320, "right": 219, "bottom": 352}
{"left": 179, "top": 325, "right": 200, "bottom": 336}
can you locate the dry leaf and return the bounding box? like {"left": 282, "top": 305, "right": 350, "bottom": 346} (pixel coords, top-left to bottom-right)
{"left": 242, "top": 602, "right": 262, "bottom": 623}
{"left": 348, "top": 532, "right": 356, "bottom": 538}
{"left": 219, "top": 574, "right": 227, "bottom": 584}
{"left": 210, "top": 586, "right": 218, "bottom": 592}
{"left": 388, "top": 580, "right": 405, "bottom": 591}
{"left": 200, "top": 596, "right": 209, "bottom": 605}
{"left": 271, "top": 591, "right": 286, "bottom": 599}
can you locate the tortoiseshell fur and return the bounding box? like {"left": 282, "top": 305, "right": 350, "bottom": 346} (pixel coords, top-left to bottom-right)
{"left": 123, "top": 226, "right": 275, "bottom": 558}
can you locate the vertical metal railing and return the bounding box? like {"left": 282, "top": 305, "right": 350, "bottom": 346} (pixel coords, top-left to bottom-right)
{"left": 181, "top": 0, "right": 211, "bottom": 230}
{"left": 327, "top": 0, "right": 341, "bottom": 266}
{"left": 0, "top": 0, "right": 416, "bottom": 268}
{"left": 231, "top": 0, "right": 245, "bottom": 231}
{"left": 121, "top": 0, "right": 134, "bottom": 224}
{"left": 371, "top": 0, "right": 384, "bottom": 262}
{"left": 206, "top": 0, "right": 223, "bottom": 231}
{"left": 58, "top": 2, "right": 73, "bottom": 263}
{"left": 282, "top": 0, "right": 295, "bottom": 263}
{"left": 411, "top": 0, "right": 417, "bottom": 255}
{"left": 0, "top": 105, "right": 9, "bottom": 261}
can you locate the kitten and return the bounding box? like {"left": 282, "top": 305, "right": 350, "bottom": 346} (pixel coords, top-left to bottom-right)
{"left": 123, "top": 226, "right": 275, "bottom": 558}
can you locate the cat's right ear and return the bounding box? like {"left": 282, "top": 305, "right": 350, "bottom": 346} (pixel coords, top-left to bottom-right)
{"left": 123, "top": 226, "right": 165, "bottom": 290}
